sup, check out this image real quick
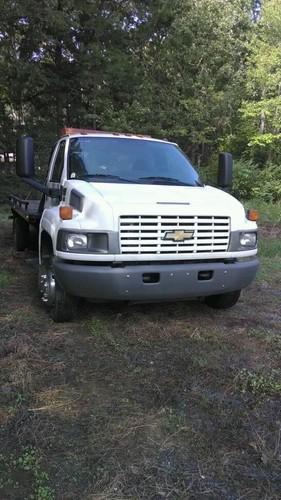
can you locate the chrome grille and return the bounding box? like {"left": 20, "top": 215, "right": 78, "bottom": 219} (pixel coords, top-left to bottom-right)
{"left": 119, "top": 215, "right": 230, "bottom": 254}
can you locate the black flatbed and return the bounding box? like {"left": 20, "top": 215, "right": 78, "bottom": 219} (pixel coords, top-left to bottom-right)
{"left": 9, "top": 195, "right": 42, "bottom": 225}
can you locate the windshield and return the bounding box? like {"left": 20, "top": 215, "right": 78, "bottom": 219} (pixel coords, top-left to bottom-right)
{"left": 68, "top": 137, "right": 201, "bottom": 186}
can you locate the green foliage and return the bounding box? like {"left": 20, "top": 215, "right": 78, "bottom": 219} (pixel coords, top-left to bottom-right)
{"left": 1, "top": 0, "right": 280, "bottom": 170}
{"left": 0, "top": 447, "right": 54, "bottom": 500}
{"left": 231, "top": 159, "right": 261, "bottom": 200}
{"left": 197, "top": 161, "right": 218, "bottom": 185}
{"left": 0, "top": 0, "right": 254, "bottom": 165}
{"left": 239, "top": 0, "right": 281, "bottom": 163}
{"left": 255, "top": 164, "right": 281, "bottom": 202}
{"left": 235, "top": 368, "right": 281, "bottom": 395}
{"left": 10, "top": 392, "right": 25, "bottom": 410}
{"left": 231, "top": 160, "right": 281, "bottom": 201}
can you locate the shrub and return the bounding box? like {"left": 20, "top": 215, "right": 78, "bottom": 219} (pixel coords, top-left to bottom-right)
{"left": 231, "top": 159, "right": 261, "bottom": 200}
{"left": 254, "top": 164, "right": 281, "bottom": 202}
{"left": 197, "top": 162, "right": 217, "bottom": 186}
{"left": 230, "top": 160, "right": 281, "bottom": 202}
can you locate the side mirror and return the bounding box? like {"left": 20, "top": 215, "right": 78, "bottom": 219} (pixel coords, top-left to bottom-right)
{"left": 16, "top": 136, "right": 35, "bottom": 178}
{"left": 218, "top": 152, "right": 233, "bottom": 190}
{"left": 15, "top": 135, "right": 59, "bottom": 197}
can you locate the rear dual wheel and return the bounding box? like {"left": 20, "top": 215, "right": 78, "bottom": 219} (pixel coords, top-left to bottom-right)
{"left": 38, "top": 253, "right": 78, "bottom": 322}
{"left": 14, "top": 216, "right": 29, "bottom": 251}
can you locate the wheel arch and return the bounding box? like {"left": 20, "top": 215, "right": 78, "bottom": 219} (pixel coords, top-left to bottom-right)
{"left": 39, "top": 230, "right": 54, "bottom": 263}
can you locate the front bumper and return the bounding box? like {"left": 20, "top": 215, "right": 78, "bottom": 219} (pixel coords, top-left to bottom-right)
{"left": 54, "top": 257, "right": 259, "bottom": 301}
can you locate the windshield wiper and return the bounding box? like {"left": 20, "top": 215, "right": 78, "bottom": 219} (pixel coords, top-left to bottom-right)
{"left": 138, "top": 176, "right": 201, "bottom": 186}
{"left": 78, "top": 174, "right": 137, "bottom": 183}
{"left": 77, "top": 174, "right": 203, "bottom": 186}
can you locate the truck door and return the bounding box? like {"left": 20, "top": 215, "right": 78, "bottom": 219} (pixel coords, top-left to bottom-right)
{"left": 44, "top": 140, "right": 66, "bottom": 208}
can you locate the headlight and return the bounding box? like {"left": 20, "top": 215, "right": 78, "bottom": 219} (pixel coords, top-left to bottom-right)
{"left": 240, "top": 232, "right": 257, "bottom": 247}
{"left": 66, "top": 234, "right": 88, "bottom": 250}
{"left": 57, "top": 230, "right": 109, "bottom": 253}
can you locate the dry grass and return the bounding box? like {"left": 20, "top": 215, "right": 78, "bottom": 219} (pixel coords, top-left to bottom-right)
{"left": 0, "top": 204, "right": 281, "bottom": 499}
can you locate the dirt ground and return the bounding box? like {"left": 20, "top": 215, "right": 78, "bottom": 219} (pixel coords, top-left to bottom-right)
{"left": 0, "top": 205, "right": 281, "bottom": 500}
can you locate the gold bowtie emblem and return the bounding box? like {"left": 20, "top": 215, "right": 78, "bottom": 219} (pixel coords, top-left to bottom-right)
{"left": 163, "top": 230, "right": 194, "bottom": 242}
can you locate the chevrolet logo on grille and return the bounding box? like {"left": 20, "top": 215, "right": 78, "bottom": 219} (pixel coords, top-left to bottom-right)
{"left": 162, "top": 230, "right": 194, "bottom": 242}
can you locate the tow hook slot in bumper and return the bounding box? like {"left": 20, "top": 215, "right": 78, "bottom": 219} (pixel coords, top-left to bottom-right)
{"left": 142, "top": 273, "right": 160, "bottom": 284}
{"left": 198, "top": 270, "right": 213, "bottom": 281}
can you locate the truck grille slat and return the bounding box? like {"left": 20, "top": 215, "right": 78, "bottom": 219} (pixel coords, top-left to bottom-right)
{"left": 119, "top": 215, "right": 230, "bottom": 255}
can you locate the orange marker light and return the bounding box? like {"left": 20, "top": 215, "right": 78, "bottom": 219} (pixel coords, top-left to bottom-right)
{"left": 60, "top": 127, "right": 151, "bottom": 138}
{"left": 60, "top": 127, "right": 100, "bottom": 136}
{"left": 59, "top": 206, "right": 73, "bottom": 220}
{"left": 247, "top": 209, "right": 260, "bottom": 222}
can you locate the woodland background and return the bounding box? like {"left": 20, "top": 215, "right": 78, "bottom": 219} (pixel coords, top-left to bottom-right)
{"left": 1, "top": 0, "right": 281, "bottom": 200}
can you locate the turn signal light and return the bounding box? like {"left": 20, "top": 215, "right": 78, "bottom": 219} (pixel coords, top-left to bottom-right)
{"left": 246, "top": 209, "right": 260, "bottom": 221}
{"left": 59, "top": 206, "right": 73, "bottom": 220}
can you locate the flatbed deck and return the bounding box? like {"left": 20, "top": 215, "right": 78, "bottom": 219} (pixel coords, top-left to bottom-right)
{"left": 9, "top": 195, "right": 42, "bottom": 224}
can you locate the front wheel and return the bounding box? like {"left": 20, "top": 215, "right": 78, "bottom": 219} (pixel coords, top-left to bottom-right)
{"left": 205, "top": 290, "right": 241, "bottom": 309}
{"left": 38, "top": 255, "right": 78, "bottom": 322}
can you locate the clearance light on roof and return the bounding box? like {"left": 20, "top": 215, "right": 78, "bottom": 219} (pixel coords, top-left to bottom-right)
{"left": 60, "top": 127, "right": 151, "bottom": 138}
{"left": 60, "top": 128, "right": 106, "bottom": 136}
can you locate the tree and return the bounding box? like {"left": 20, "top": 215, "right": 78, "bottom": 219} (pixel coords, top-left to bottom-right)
{"left": 102, "top": 0, "right": 253, "bottom": 164}
{"left": 0, "top": 0, "right": 253, "bottom": 167}
{"left": 240, "top": 0, "right": 281, "bottom": 163}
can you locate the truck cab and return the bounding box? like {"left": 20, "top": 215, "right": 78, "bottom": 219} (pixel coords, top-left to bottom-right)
{"left": 11, "top": 129, "right": 259, "bottom": 321}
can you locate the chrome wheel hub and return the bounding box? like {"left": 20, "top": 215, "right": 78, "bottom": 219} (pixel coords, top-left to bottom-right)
{"left": 39, "top": 268, "right": 56, "bottom": 306}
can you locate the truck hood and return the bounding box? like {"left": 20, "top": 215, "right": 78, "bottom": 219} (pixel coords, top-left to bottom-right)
{"left": 89, "top": 182, "right": 245, "bottom": 217}
{"left": 63, "top": 180, "right": 256, "bottom": 239}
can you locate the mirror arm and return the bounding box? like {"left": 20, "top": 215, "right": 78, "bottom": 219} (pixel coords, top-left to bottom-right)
{"left": 22, "top": 177, "right": 60, "bottom": 198}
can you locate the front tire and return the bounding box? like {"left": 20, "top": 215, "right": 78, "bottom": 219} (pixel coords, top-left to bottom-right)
{"left": 50, "top": 282, "right": 78, "bottom": 323}
{"left": 205, "top": 290, "right": 241, "bottom": 309}
{"left": 38, "top": 254, "right": 78, "bottom": 322}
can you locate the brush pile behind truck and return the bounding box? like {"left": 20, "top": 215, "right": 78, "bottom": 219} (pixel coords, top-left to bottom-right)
{"left": 10, "top": 128, "right": 259, "bottom": 322}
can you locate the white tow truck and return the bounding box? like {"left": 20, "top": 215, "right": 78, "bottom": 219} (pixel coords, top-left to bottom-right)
{"left": 10, "top": 128, "right": 259, "bottom": 322}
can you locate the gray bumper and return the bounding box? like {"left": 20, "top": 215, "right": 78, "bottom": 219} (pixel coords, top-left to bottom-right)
{"left": 54, "top": 257, "right": 259, "bottom": 301}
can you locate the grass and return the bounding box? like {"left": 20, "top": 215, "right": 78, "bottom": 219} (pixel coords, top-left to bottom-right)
{"left": 88, "top": 317, "right": 111, "bottom": 338}
{"left": 88, "top": 317, "right": 122, "bottom": 350}
{"left": 0, "top": 270, "right": 10, "bottom": 288}
{"left": 235, "top": 368, "right": 281, "bottom": 396}
{"left": 0, "top": 448, "right": 54, "bottom": 500}
{"left": 257, "top": 257, "right": 281, "bottom": 282}
{"left": 259, "top": 238, "right": 281, "bottom": 258}
{"left": 0, "top": 204, "right": 10, "bottom": 224}
{"left": 248, "top": 328, "right": 281, "bottom": 350}
{"left": 0, "top": 199, "right": 281, "bottom": 499}
{"left": 257, "top": 238, "right": 281, "bottom": 281}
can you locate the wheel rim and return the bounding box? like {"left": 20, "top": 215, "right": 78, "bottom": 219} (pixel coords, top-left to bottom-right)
{"left": 39, "top": 265, "right": 56, "bottom": 306}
